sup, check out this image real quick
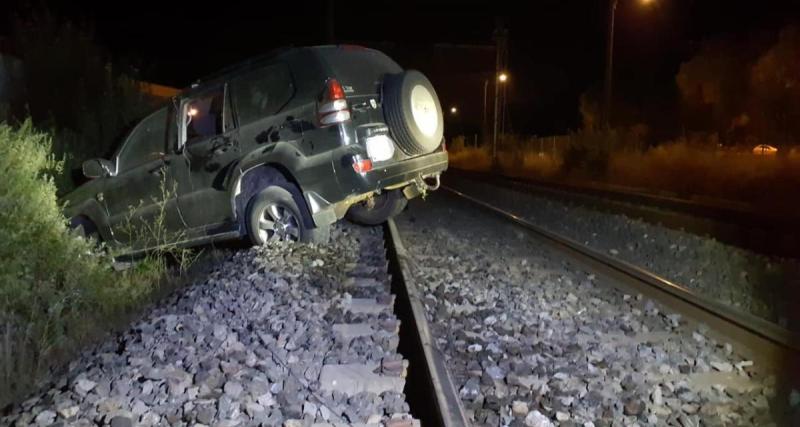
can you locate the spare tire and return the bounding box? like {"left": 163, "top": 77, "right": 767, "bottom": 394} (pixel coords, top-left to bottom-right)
{"left": 382, "top": 70, "right": 444, "bottom": 156}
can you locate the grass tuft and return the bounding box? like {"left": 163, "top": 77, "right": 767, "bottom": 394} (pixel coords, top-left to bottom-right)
{"left": 0, "top": 121, "right": 196, "bottom": 407}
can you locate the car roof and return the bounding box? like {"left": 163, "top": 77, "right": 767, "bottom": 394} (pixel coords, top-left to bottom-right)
{"left": 187, "top": 45, "right": 377, "bottom": 90}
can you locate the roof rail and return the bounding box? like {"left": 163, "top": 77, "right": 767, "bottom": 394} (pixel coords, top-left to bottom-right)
{"left": 192, "top": 46, "right": 294, "bottom": 86}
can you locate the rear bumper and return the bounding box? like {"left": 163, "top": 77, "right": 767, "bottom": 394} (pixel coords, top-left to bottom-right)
{"left": 305, "top": 150, "right": 448, "bottom": 226}
{"left": 360, "top": 150, "right": 448, "bottom": 191}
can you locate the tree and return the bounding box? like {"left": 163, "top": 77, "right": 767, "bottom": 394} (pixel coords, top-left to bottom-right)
{"left": 750, "top": 26, "right": 800, "bottom": 147}
{"left": 9, "top": 10, "right": 156, "bottom": 190}
{"left": 675, "top": 38, "right": 754, "bottom": 144}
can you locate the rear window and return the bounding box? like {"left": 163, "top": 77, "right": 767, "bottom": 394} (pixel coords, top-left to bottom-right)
{"left": 231, "top": 63, "right": 294, "bottom": 127}
{"left": 319, "top": 48, "right": 402, "bottom": 96}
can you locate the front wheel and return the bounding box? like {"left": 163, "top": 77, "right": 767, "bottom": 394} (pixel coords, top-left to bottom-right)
{"left": 246, "top": 185, "right": 329, "bottom": 245}
{"left": 346, "top": 190, "right": 408, "bottom": 226}
{"left": 70, "top": 216, "right": 101, "bottom": 245}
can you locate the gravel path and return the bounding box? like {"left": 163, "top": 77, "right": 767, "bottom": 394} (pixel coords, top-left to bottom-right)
{"left": 2, "top": 225, "right": 417, "bottom": 427}
{"left": 445, "top": 176, "right": 800, "bottom": 330}
{"left": 396, "top": 194, "right": 786, "bottom": 426}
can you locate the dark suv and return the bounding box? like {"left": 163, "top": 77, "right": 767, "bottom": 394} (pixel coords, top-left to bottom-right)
{"left": 63, "top": 45, "right": 448, "bottom": 249}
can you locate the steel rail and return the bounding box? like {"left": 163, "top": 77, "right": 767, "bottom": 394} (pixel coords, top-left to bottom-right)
{"left": 384, "top": 219, "right": 471, "bottom": 427}
{"left": 442, "top": 185, "right": 799, "bottom": 371}
{"left": 448, "top": 169, "right": 800, "bottom": 258}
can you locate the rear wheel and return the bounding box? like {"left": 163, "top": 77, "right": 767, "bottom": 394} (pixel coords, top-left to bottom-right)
{"left": 246, "top": 184, "right": 329, "bottom": 245}
{"left": 346, "top": 190, "right": 408, "bottom": 226}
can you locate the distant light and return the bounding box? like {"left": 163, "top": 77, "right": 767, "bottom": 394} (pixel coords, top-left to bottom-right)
{"left": 450, "top": 106, "right": 458, "bottom": 114}
{"left": 498, "top": 73, "right": 509, "bottom": 83}
{"left": 187, "top": 107, "right": 198, "bottom": 117}
{"left": 640, "top": 0, "right": 654, "bottom": 5}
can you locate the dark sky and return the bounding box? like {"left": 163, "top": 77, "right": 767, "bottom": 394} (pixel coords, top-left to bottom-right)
{"left": 3, "top": 0, "right": 799, "bottom": 135}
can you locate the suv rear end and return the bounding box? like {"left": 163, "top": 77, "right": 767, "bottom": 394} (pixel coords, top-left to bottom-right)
{"left": 306, "top": 45, "right": 448, "bottom": 225}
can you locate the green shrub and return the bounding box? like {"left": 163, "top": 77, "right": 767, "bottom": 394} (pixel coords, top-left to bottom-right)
{"left": 0, "top": 121, "right": 174, "bottom": 406}
{"left": 561, "top": 131, "right": 612, "bottom": 178}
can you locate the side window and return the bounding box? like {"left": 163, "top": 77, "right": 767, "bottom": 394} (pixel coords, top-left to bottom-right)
{"left": 183, "top": 88, "right": 230, "bottom": 145}
{"left": 117, "top": 107, "right": 168, "bottom": 171}
{"left": 231, "top": 63, "right": 294, "bottom": 127}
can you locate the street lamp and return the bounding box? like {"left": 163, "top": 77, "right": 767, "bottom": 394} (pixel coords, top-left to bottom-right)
{"left": 450, "top": 106, "right": 458, "bottom": 114}
{"left": 493, "top": 71, "right": 508, "bottom": 162}
{"left": 604, "top": 0, "right": 655, "bottom": 127}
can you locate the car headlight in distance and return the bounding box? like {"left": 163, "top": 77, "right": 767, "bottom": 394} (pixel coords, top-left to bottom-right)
{"left": 365, "top": 134, "right": 396, "bottom": 162}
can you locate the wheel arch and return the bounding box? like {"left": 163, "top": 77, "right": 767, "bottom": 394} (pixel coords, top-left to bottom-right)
{"left": 67, "top": 200, "right": 111, "bottom": 241}
{"left": 232, "top": 163, "right": 314, "bottom": 229}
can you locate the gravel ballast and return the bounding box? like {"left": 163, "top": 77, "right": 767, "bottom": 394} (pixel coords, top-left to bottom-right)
{"left": 2, "top": 225, "right": 417, "bottom": 427}
{"left": 396, "top": 194, "right": 791, "bottom": 426}
{"left": 445, "top": 176, "right": 800, "bottom": 330}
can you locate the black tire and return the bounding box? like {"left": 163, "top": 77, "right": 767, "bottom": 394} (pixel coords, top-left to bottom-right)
{"left": 246, "top": 184, "right": 330, "bottom": 245}
{"left": 383, "top": 70, "right": 444, "bottom": 156}
{"left": 346, "top": 190, "right": 408, "bottom": 226}
{"left": 70, "top": 216, "right": 101, "bottom": 244}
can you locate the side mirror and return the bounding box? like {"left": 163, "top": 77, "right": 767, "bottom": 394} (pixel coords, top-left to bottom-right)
{"left": 82, "top": 159, "right": 114, "bottom": 179}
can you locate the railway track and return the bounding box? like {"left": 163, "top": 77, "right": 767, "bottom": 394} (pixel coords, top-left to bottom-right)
{"left": 438, "top": 187, "right": 800, "bottom": 363}
{"left": 2, "top": 224, "right": 424, "bottom": 427}
{"left": 388, "top": 189, "right": 799, "bottom": 426}
{"left": 3, "top": 201, "right": 796, "bottom": 426}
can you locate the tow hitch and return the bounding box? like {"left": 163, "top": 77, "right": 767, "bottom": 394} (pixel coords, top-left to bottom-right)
{"left": 403, "top": 174, "right": 441, "bottom": 200}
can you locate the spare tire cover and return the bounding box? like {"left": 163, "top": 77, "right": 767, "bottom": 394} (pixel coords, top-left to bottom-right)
{"left": 382, "top": 70, "right": 444, "bottom": 156}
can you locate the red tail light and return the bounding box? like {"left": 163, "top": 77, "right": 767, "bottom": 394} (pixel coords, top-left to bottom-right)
{"left": 318, "top": 78, "right": 351, "bottom": 126}
{"left": 326, "top": 78, "right": 346, "bottom": 101}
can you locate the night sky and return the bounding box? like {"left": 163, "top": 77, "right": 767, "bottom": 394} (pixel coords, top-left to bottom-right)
{"left": 3, "top": 0, "right": 799, "bottom": 135}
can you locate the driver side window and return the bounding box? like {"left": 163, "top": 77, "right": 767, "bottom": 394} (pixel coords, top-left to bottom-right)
{"left": 117, "top": 107, "right": 168, "bottom": 172}
{"left": 182, "top": 87, "right": 233, "bottom": 146}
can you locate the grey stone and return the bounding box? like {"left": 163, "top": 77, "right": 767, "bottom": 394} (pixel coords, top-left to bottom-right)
{"left": 73, "top": 378, "right": 96, "bottom": 396}
{"left": 34, "top": 410, "right": 56, "bottom": 425}
{"left": 332, "top": 323, "right": 374, "bottom": 340}
{"left": 511, "top": 401, "right": 529, "bottom": 417}
{"left": 710, "top": 362, "right": 734, "bottom": 372}
{"left": 459, "top": 378, "right": 481, "bottom": 401}
{"left": 524, "top": 410, "right": 554, "bottom": 427}
{"left": 223, "top": 381, "right": 244, "bottom": 398}
{"left": 196, "top": 406, "right": 216, "bottom": 424}
{"left": 623, "top": 398, "right": 645, "bottom": 416}
{"left": 319, "top": 363, "right": 405, "bottom": 396}
{"left": 109, "top": 415, "right": 134, "bottom": 427}
{"left": 303, "top": 402, "right": 318, "bottom": 417}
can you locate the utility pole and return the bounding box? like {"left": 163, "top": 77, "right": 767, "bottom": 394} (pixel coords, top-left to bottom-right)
{"left": 492, "top": 19, "right": 508, "bottom": 165}
{"left": 326, "top": 0, "right": 336, "bottom": 44}
{"left": 482, "top": 78, "right": 489, "bottom": 145}
{"left": 603, "top": 0, "right": 618, "bottom": 128}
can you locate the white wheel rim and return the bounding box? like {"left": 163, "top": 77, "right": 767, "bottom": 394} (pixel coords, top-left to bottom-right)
{"left": 409, "top": 85, "right": 438, "bottom": 137}
{"left": 257, "top": 203, "right": 300, "bottom": 243}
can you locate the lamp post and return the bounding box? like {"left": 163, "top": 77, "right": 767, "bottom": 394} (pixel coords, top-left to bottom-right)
{"left": 493, "top": 72, "right": 508, "bottom": 163}
{"left": 604, "top": 0, "right": 654, "bottom": 128}
{"left": 603, "top": 0, "right": 618, "bottom": 129}
{"left": 482, "top": 79, "right": 489, "bottom": 145}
